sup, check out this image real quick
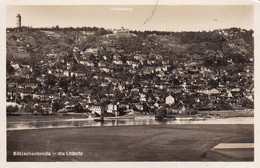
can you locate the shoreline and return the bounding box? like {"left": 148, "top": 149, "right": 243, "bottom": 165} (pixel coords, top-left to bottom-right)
{"left": 7, "top": 117, "right": 254, "bottom": 131}
{"left": 7, "top": 109, "right": 254, "bottom": 123}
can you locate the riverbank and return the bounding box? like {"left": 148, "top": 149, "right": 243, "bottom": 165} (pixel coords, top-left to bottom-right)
{"left": 7, "top": 113, "right": 89, "bottom": 123}
{"left": 7, "top": 109, "right": 254, "bottom": 123}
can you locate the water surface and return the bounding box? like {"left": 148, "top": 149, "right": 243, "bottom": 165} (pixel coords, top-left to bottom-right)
{"left": 7, "top": 117, "right": 254, "bottom": 131}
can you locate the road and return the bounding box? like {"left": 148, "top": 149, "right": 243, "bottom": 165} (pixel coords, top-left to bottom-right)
{"left": 7, "top": 124, "right": 253, "bottom": 161}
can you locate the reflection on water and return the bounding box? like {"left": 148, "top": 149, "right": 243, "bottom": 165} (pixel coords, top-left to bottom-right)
{"left": 7, "top": 117, "right": 253, "bottom": 131}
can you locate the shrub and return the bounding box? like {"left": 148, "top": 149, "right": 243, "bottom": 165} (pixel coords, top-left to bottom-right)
{"left": 6, "top": 105, "right": 19, "bottom": 114}
{"left": 242, "top": 98, "right": 254, "bottom": 109}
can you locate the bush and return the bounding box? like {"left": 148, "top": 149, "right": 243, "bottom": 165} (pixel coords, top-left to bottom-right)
{"left": 242, "top": 98, "right": 254, "bottom": 109}
{"left": 216, "top": 103, "right": 233, "bottom": 110}
{"left": 6, "top": 105, "right": 19, "bottom": 114}
{"left": 20, "top": 105, "right": 34, "bottom": 113}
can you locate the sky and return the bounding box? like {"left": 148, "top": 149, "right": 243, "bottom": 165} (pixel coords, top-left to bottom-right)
{"left": 6, "top": 5, "right": 253, "bottom": 32}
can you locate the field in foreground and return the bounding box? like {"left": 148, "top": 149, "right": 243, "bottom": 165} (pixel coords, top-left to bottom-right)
{"left": 7, "top": 124, "right": 253, "bottom": 161}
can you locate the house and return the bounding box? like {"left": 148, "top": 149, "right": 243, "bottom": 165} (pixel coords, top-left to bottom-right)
{"left": 84, "top": 48, "right": 98, "bottom": 54}
{"left": 32, "top": 94, "right": 42, "bottom": 100}
{"left": 227, "top": 91, "right": 233, "bottom": 98}
{"left": 165, "top": 95, "right": 175, "bottom": 105}
{"left": 19, "top": 87, "right": 34, "bottom": 99}
{"left": 64, "top": 103, "right": 75, "bottom": 113}
{"left": 90, "top": 105, "right": 104, "bottom": 116}
{"left": 155, "top": 67, "right": 162, "bottom": 72}
{"left": 78, "top": 89, "right": 92, "bottom": 98}
{"left": 25, "top": 83, "right": 38, "bottom": 89}
{"left": 132, "top": 63, "right": 139, "bottom": 69}
{"left": 162, "top": 65, "right": 170, "bottom": 72}
{"left": 134, "top": 103, "right": 143, "bottom": 111}
{"left": 10, "top": 62, "right": 20, "bottom": 70}
{"left": 143, "top": 67, "right": 155, "bottom": 74}
{"left": 126, "top": 60, "right": 133, "bottom": 65}
{"left": 101, "top": 82, "right": 109, "bottom": 87}
{"left": 6, "top": 102, "right": 22, "bottom": 109}
{"left": 79, "top": 60, "right": 89, "bottom": 65}
{"left": 157, "top": 72, "right": 165, "bottom": 78}
{"left": 113, "top": 27, "right": 129, "bottom": 34}
{"left": 50, "top": 93, "right": 61, "bottom": 99}
{"left": 107, "top": 104, "right": 118, "bottom": 114}
{"left": 100, "top": 68, "right": 110, "bottom": 73}
{"left": 46, "top": 53, "right": 58, "bottom": 58}
{"left": 198, "top": 89, "right": 220, "bottom": 95}
{"left": 18, "top": 46, "right": 26, "bottom": 52}
{"left": 63, "top": 70, "right": 73, "bottom": 77}
{"left": 75, "top": 71, "right": 86, "bottom": 77}
{"left": 34, "top": 102, "right": 52, "bottom": 113}
{"left": 162, "top": 60, "right": 170, "bottom": 65}
{"left": 113, "top": 60, "right": 123, "bottom": 65}
{"left": 73, "top": 47, "right": 80, "bottom": 52}
{"left": 98, "top": 62, "right": 106, "bottom": 67}
{"left": 155, "top": 55, "right": 163, "bottom": 60}
{"left": 103, "top": 55, "right": 108, "bottom": 60}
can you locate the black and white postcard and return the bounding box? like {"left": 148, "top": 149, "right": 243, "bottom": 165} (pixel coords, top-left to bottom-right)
{"left": 1, "top": 0, "right": 259, "bottom": 167}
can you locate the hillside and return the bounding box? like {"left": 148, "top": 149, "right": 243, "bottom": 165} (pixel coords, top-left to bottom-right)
{"left": 6, "top": 27, "right": 253, "bottom": 66}
{"left": 6, "top": 27, "right": 254, "bottom": 113}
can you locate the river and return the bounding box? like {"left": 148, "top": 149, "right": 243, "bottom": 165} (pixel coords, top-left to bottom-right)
{"left": 7, "top": 117, "right": 254, "bottom": 131}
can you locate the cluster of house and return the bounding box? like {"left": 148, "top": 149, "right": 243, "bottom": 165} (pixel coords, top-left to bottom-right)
{"left": 6, "top": 30, "right": 254, "bottom": 115}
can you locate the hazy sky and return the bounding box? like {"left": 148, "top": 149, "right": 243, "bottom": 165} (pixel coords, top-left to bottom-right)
{"left": 6, "top": 5, "right": 253, "bottom": 31}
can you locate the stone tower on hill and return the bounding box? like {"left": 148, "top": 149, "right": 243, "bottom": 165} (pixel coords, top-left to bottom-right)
{"left": 16, "top": 14, "right": 21, "bottom": 28}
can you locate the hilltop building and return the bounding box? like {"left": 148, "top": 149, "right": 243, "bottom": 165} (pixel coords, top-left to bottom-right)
{"left": 16, "top": 14, "right": 21, "bottom": 28}
{"left": 113, "top": 26, "right": 129, "bottom": 34}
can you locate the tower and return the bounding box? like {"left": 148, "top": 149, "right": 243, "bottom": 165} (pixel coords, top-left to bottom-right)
{"left": 16, "top": 14, "right": 21, "bottom": 28}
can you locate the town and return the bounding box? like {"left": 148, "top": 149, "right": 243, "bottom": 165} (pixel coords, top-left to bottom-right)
{"left": 6, "top": 25, "right": 254, "bottom": 117}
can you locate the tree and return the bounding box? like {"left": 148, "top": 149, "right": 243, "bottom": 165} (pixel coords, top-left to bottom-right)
{"left": 208, "top": 79, "right": 219, "bottom": 88}
{"left": 52, "top": 100, "right": 63, "bottom": 113}
{"left": 7, "top": 105, "right": 19, "bottom": 114}
{"left": 71, "top": 63, "right": 86, "bottom": 72}
{"left": 74, "top": 103, "right": 85, "bottom": 113}
{"left": 59, "top": 77, "right": 69, "bottom": 92}
{"left": 33, "top": 66, "right": 42, "bottom": 78}
{"left": 241, "top": 98, "right": 254, "bottom": 109}
{"left": 7, "top": 61, "right": 15, "bottom": 75}
{"left": 16, "top": 77, "right": 27, "bottom": 85}
{"left": 143, "top": 102, "right": 150, "bottom": 115}
{"left": 45, "top": 74, "right": 57, "bottom": 86}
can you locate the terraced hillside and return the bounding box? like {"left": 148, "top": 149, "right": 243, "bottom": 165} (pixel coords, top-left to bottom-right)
{"left": 6, "top": 27, "right": 254, "bottom": 113}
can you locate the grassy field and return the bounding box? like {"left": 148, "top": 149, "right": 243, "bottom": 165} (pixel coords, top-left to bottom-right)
{"left": 7, "top": 124, "right": 253, "bottom": 162}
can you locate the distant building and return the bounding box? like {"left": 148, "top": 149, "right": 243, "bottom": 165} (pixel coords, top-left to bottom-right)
{"left": 16, "top": 14, "right": 21, "bottom": 28}
{"left": 90, "top": 105, "right": 104, "bottom": 116}
{"left": 113, "top": 26, "right": 129, "bottom": 34}
{"left": 107, "top": 104, "right": 118, "bottom": 114}
{"left": 165, "top": 95, "right": 175, "bottom": 105}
